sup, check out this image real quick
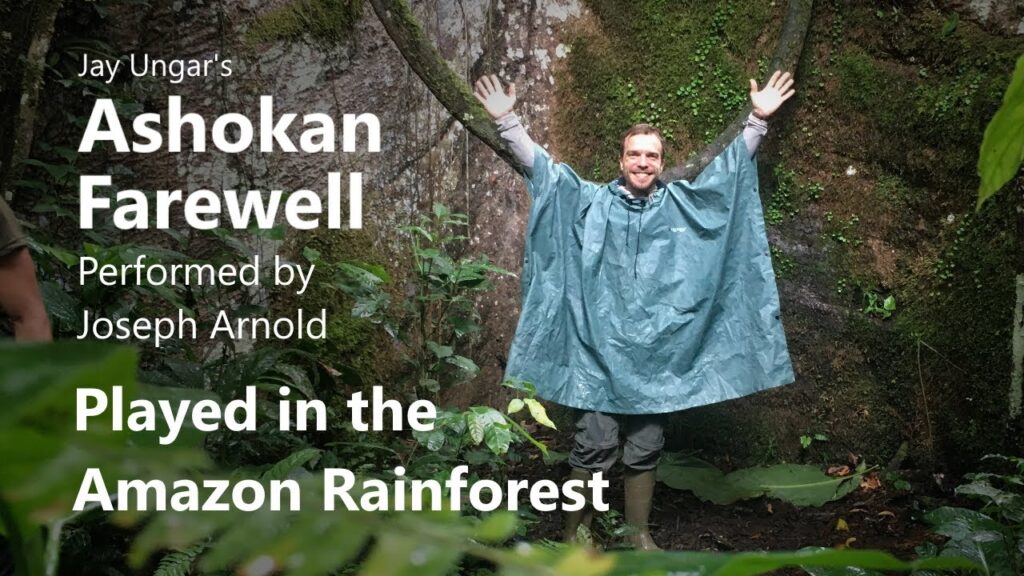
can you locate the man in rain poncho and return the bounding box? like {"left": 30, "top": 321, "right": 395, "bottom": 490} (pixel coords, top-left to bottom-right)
{"left": 474, "top": 71, "right": 797, "bottom": 550}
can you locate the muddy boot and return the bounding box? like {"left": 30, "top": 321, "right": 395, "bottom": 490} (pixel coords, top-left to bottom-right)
{"left": 563, "top": 468, "right": 594, "bottom": 543}
{"left": 624, "top": 468, "right": 661, "bottom": 551}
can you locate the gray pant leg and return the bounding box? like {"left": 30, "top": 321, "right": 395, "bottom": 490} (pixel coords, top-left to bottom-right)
{"left": 568, "top": 411, "right": 620, "bottom": 472}
{"left": 622, "top": 413, "right": 667, "bottom": 471}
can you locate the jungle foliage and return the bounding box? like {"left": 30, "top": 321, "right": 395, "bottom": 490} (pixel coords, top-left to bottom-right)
{"left": 2, "top": 0, "right": 1023, "bottom": 574}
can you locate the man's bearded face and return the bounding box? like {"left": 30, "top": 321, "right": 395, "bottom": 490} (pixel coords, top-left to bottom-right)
{"left": 619, "top": 134, "right": 664, "bottom": 195}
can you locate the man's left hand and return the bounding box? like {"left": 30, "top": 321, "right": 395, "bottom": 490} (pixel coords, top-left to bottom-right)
{"left": 749, "top": 70, "right": 796, "bottom": 120}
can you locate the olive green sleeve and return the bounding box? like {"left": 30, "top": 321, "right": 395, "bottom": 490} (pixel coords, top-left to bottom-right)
{"left": 0, "top": 197, "right": 27, "bottom": 258}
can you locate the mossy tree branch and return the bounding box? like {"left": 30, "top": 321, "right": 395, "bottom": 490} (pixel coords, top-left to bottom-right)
{"left": 369, "top": 0, "right": 813, "bottom": 182}
{"left": 366, "top": 0, "right": 527, "bottom": 176}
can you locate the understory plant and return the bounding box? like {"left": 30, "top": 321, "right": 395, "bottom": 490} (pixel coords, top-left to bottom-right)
{"left": 0, "top": 342, "right": 979, "bottom": 576}
{"left": 919, "top": 454, "right": 1024, "bottom": 576}
{"left": 312, "top": 203, "right": 554, "bottom": 474}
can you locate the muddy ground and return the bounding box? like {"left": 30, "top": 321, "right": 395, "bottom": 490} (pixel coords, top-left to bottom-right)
{"left": 514, "top": 432, "right": 950, "bottom": 557}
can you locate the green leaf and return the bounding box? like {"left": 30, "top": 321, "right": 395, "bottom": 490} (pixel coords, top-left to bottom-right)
{"left": 729, "top": 464, "right": 860, "bottom": 507}
{"left": 882, "top": 296, "right": 896, "bottom": 312}
{"left": 21, "top": 158, "right": 77, "bottom": 182}
{"left": 473, "top": 512, "right": 518, "bottom": 543}
{"left": 657, "top": 454, "right": 759, "bottom": 505}
{"left": 449, "top": 315, "right": 480, "bottom": 337}
{"left": 302, "top": 246, "right": 321, "bottom": 263}
{"left": 0, "top": 342, "right": 209, "bottom": 575}
{"left": 977, "top": 53, "right": 1024, "bottom": 209}
{"left": 463, "top": 448, "right": 494, "bottom": 465}
{"left": 50, "top": 146, "right": 78, "bottom": 163}
{"left": 263, "top": 363, "right": 316, "bottom": 399}
{"left": 466, "top": 407, "right": 505, "bottom": 447}
{"left": 923, "top": 506, "right": 1000, "bottom": 540}
{"left": 26, "top": 239, "right": 79, "bottom": 267}
{"left": 800, "top": 565, "right": 885, "bottom": 576}
{"left": 606, "top": 547, "right": 977, "bottom": 576}
{"left": 446, "top": 355, "right": 479, "bottom": 376}
{"left": 352, "top": 293, "right": 389, "bottom": 319}
{"left": 956, "top": 479, "right": 1022, "bottom": 510}
{"left": 658, "top": 455, "right": 862, "bottom": 507}
{"left": 39, "top": 281, "right": 81, "bottom": 330}
{"left": 261, "top": 448, "right": 322, "bottom": 481}
{"left": 269, "top": 510, "right": 372, "bottom": 576}
{"left": 523, "top": 398, "right": 557, "bottom": 429}
{"left": 419, "top": 378, "right": 440, "bottom": 394}
{"left": 941, "top": 13, "right": 959, "bottom": 36}
{"left": 360, "top": 531, "right": 460, "bottom": 576}
{"left": 401, "top": 225, "right": 434, "bottom": 242}
{"left": 941, "top": 538, "right": 1015, "bottom": 576}
{"left": 426, "top": 341, "right": 453, "bottom": 359}
{"left": 413, "top": 428, "right": 446, "bottom": 451}
{"left": 502, "top": 378, "right": 537, "bottom": 396}
{"left": 154, "top": 544, "right": 206, "bottom": 576}
{"left": 507, "top": 398, "right": 525, "bottom": 414}
{"left": 484, "top": 423, "right": 513, "bottom": 455}
{"left": 466, "top": 412, "right": 486, "bottom": 445}
{"left": 415, "top": 247, "right": 442, "bottom": 260}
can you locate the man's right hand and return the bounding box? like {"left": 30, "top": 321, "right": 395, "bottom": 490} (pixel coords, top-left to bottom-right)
{"left": 474, "top": 74, "right": 516, "bottom": 119}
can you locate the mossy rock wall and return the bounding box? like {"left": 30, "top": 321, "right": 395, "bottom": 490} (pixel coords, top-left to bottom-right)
{"left": 551, "top": 0, "right": 1023, "bottom": 471}
{"left": 23, "top": 0, "right": 1021, "bottom": 472}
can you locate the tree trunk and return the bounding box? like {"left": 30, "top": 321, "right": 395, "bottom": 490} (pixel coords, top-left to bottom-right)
{"left": 368, "top": 0, "right": 814, "bottom": 180}
{"left": 0, "top": 0, "right": 62, "bottom": 202}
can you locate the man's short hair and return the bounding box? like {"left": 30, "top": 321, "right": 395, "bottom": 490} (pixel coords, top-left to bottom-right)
{"left": 621, "top": 124, "right": 667, "bottom": 157}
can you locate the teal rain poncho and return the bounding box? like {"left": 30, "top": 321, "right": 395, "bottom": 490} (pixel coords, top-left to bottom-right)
{"left": 504, "top": 135, "right": 794, "bottom": 414}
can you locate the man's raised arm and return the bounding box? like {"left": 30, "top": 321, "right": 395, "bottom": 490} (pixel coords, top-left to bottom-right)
{"left": 474, "top": 75, "right": 536, "bottom": 172}
{"left": 743, "top": 70, "right": 796, "bottom": 157}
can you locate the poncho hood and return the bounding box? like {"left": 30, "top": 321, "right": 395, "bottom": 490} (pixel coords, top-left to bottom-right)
{"left": 504, "top": 135, "right": 795, "bottom": 414}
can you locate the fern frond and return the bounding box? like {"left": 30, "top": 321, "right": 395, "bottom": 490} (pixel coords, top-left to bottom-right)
{"left": 154, "top": 543, "right": 206, "bottom": 576}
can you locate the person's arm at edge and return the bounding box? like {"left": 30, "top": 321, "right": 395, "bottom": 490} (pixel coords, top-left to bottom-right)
{"left": 0, "top": 246, "right": 52, "bottom": 342}
{"left": 746, "top": 70, "right": 796, "bottom": 159}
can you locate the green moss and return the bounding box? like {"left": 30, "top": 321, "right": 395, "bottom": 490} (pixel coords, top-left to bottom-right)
{"left": 844, "top": 7, "right": 1017, "bottom": 465}
{"left": 835, "top": 48, "right": 895, "bottom": 113}
{"left": 892, "top": 193, "right": 1017, "bottom": 469}
{"left": 247, "top": 0, "right": 362, "bottom": 48}
{"left": 551, "top": 0, "right": 1023, "bottom": 471}
{"left": 833, "top": 13, "right": 1016, "bottom": 194}
{"left": 281, "top": 226, "right": 398, "bottom": 390}
{"left": 555, "top": 0, "right": 777, "bottom": 177}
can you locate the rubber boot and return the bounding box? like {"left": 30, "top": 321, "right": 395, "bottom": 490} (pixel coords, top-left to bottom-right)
{"left": 563, "top": 468, "right": 594, "bottom": 543}
{"left": 624, "top": 469, "right": 661, "bottom": 551}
